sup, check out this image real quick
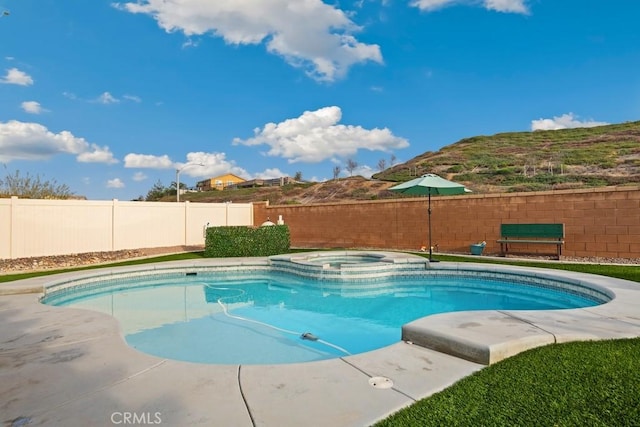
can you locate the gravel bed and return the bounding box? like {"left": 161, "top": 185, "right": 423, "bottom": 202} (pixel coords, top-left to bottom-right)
{"left": 0, "top": 246, "right": 204, "bottom": 274}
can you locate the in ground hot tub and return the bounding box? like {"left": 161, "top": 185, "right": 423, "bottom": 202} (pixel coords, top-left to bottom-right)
{"left": 297, "top": 252, "right": 386, "bottom": 267}
{"left": 268, "top": 251, "right": 430, "bottom": 281}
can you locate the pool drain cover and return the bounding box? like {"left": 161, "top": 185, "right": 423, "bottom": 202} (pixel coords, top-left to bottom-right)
{"left": 369, "top": 376, "right": 393, "bottom": 389}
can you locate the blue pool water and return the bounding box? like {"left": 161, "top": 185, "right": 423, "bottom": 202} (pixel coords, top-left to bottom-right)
{"left": 45, "top": 272, "right": 602, "bottom": 365}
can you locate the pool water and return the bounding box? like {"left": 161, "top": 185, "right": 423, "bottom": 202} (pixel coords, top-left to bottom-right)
{"left": 46, "top": 272, "right": 601, "bottom": 365}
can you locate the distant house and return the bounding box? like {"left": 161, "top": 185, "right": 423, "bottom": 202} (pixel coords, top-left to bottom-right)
{"left": 197, "top": 174, "right": 245, "bottom": 191}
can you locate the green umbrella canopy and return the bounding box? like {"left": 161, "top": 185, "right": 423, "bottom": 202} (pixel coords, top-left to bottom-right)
{"left": 388, "top": 174, "right": 468, "bottom": 196}
{"left": 388, "top": 174, "right": 469, "bottom": 261}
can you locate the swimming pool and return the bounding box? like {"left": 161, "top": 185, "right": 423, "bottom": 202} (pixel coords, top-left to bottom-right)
{"left": 41, "top": 252, "right": 611, "bottom": 365}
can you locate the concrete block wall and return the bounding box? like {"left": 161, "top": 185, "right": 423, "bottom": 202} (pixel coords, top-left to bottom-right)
{"left": 254, "top": 186, "right": 640, "bottom": 259}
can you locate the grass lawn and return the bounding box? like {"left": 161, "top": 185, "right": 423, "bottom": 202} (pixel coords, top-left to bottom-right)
{"left": 2, "top": 250, "right": 639, "bottom": 426}
{"left": 375, "top": 338, "right": 640, "bottom": 427}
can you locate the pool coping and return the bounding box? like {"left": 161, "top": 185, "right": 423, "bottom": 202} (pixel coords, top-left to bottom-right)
{"left": 2, "top": 255, "right": 640, "bottom": 426}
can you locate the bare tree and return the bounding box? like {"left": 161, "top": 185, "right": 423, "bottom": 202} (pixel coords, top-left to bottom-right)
{"left": 0, "top": 168, "right": 73, "bottom": 199}
{"left": 346, "top": 159, "right": 358, "bottom": 176}
{"left": 377, "top": 158, "right": 386, "bottom": 172}
{"left": 389, "top": 154, "right": 397, "bottom": 166}
{"left": 332, "top": 165, "right": 341, "bottom": 180}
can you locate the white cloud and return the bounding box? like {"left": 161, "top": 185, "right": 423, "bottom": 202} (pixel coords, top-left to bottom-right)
{"left": 253, "top": 168, "right": 287, "bottom": 179}
{"left": 180, "top": 151, "right": 250, "bottom": 178}
{"left": 124, "top": 153, "right": 175, "bottom": 169}
{"left": 485, "top": 0, "right": 528, "bottom": 13}
{"left": 233, "top": 106, "right": 409, "bottom": 163}
{"left": 0, "top": 68, "right": 34, "bottom": 86}
{"left": 132, "top": 171, "right": 148, "bottom": 181}
{"left": 114, "top": 0, "right": 382, "bottom": 82}
{"left": 531, "top": 113, "right": 609, "bottom": 131}
{"left": 123, "top": 151, "right": 251, "bottom": 179}
{"left": 412, "top": 0, "right": 529, "bottom": 14}
{"left": 106, "top": 178, "right": 125, "bottom": 188}
{"left": 411, "top": 0, "right": 451, "bottom": 11}
{"left": 0, "top": 120, "right": 117, "bottom": 163}
{"left": 123, "top": 94, "right": 142, "bottom": 103}
{"left": 96, "top": 92, "right": 120, "bottom": 104}
{"left": 351, "top": 164, "right": 375, "bottom": 178}
{"left": 21, "top": 101, "right": 47, "bottom": 114}
{"left": 77, "top": 144, "right": 119, "bottom": 164}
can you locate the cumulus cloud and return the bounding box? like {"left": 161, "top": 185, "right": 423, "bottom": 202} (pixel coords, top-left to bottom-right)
{"left": 531, "top": 113, "right": 609, "bottom": 131}
{"left": 124, "top": 153, "right": 174, "bottom": 169}
{"left": 107, "top": 178, "right": 125, "bottom": 188}
{"left": 412, "top": 0, "right": 529, "bottom": 13}
{"left": 21, "top": 101, "right": 47, "bottom": 114}
{"left": 114, "top": 0, "right": 382, "bottom": 81}
{"left": 1, "top": 68, "right": 34, "bottom": 86}
{"left": 77, "top": 145, "right": 119, "bottom": 164}
{"left": 179, "top": 152, "right": 250, "bottom": 178}
{"left": 233, "top": 106, "right": 409, "bottom": 163}
{"left": 0, "top": 120, "right": 117, "bottom": 163}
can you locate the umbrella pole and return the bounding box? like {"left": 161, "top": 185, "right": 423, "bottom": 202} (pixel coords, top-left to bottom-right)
{"left": 428, "top": 190, "right": 433, "bottom": 261}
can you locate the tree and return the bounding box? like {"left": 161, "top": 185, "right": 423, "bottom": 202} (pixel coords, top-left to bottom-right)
{"left": 168, "top": 181, "right": 187, "bottom": 196}
{"left": 294, "top": 171, "right": 303, "bottom": 181}
{"left": 346, "top": 159, "right": 358, "bottom": 176}
{"left": 0, "top": 168, "right": 73, "bottom": 199}
{"left": 332, "top": 166, "right": 341, "bottom": 180}
{"left": 377, "top": 158, "right": 386, "bottom": 172}
{"left": 146, "top": 180, "right": 170, "bottom": 201}
{"left": 390, "top": 154, "right": 397, "bottom": 166}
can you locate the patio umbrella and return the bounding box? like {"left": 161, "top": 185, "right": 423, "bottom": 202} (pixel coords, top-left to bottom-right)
{"left": 388, "top": 174, "right": 469, "bottom": 261}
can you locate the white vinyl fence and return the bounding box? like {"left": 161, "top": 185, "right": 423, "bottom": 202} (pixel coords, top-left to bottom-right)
{"left": 0, "top": 197, "right": 254, "bottom": 259}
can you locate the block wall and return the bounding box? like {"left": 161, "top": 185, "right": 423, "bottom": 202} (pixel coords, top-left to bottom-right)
{"left": 254, "top": 186, "right": 640, "bottom": 259}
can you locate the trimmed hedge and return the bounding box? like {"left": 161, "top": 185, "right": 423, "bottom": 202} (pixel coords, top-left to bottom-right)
{"left": 204, "top": 225, "right": 290, "bottom": 257}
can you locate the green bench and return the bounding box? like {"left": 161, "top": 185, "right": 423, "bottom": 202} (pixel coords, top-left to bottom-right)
{"left": 497, "top": 223, "right": 565, "bottom": 259}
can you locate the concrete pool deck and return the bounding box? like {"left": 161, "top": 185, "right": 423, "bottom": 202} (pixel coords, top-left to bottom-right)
{"left": 2, "top": 257, "right": 640, "bottom": 427}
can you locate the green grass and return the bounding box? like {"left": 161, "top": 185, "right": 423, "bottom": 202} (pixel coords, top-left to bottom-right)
{"left": 431, "top": 254, "right": 640, "bottom": 282}
{"left": 375, "top": 338, "right": 640, "bottom": 427}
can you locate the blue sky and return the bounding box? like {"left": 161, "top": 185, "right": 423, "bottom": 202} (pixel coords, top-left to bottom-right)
{"left": 1, "top": 0, "right": 639, "bottom": 200}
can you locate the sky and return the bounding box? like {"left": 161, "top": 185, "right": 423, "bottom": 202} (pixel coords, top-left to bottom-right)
{"left": 1, "top": 0, "right": 639, "bottom": 200}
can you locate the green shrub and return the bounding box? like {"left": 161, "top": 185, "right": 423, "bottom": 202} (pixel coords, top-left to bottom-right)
{"left": 204, "top": 225, "right": 290, "bottom": 257}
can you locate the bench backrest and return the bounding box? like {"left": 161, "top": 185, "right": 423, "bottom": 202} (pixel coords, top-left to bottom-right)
{"left": 500, "top": 223, "right": 564, "bottom": 238}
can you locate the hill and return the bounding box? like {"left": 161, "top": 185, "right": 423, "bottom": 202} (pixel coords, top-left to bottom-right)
{"left": 176, "top": 120, "right": 640, "bottom": 204}
{"left": 374, "top": 120, "right": 640, "bottom": 193}
{"left": 173, "top": 176, "right": 398, "bottom": 204}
